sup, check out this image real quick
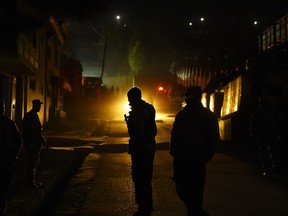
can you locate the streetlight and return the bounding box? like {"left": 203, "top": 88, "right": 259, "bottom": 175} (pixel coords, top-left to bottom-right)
{"left": 116, "top": 15, "right": 121, "bottom": 24}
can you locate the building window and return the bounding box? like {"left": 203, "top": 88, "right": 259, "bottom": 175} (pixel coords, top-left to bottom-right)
{"left": 54, "top": 46, "right": 59, "bottom": 68}
{"left": 262, "top": 34, "right": 266, "bottom": 52}
{"left": 266, "top": 27, "right": 274, "bottom": 50}
{"left": 18, "top": 35, "right": 24, "bottom": 55}
{"left": 280, "top": 18, "right": 286, "bottom": 43}
{"left": 48, "top": 46, "right": 52, "bottom": 61}
{"left": 29, "top": 79, "right": 36, "bottom": 91}
{"left": 270, "top": 27, "right": 274, "bottom": 48}
{"left": 276, "top": 23, "right": 281, "bottom": 44}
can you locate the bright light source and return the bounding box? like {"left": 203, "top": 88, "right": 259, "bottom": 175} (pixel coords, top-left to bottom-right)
{"left": 254, "top": 21, "right": 258, "bottom": 25}
{"left": 116, "top": 15, "right": 121, "bottom": 24}
{"left": 110, "top": 97, "right": 131, "bottom": 120}
{"left": 158, "top": 86, "right": 164, "bottom": 91}
{"left": 200, "top": 17, "right": 205, "bottom": 22}
{"left": 189, "top": 22, "right": 193, "bottom": 26}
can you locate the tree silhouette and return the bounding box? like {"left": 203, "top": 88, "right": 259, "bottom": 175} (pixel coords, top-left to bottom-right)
{"left": 128, "top": 36, "right": 145, "bottom": 86}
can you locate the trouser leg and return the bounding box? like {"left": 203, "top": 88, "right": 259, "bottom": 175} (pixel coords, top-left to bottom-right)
{"left": 27, "top": 148, "right": 41, "bottom": 183}
{"left": 0, "top": 165, "right": 15, "bottom": 216}
{"left": 174, "top": 159, "right": 206, "bottom": 215}
{"left": 131, "top": 151, "right": 155, "bottom": 212}
{"left": 258, "top": 138, "right": 273, "bottom": 174}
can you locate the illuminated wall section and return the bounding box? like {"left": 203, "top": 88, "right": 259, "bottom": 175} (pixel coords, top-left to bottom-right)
{"left": 221, "top": 76, "right": 242, "bottom": 116}
{"left": 219, "top": 118, "right": 232, "bottom": 140}
{"left": 201, "top": 92, "right": 207, "bottom": 108}
{"left": 209, "top": 93, "right": 215, "bottom": 112}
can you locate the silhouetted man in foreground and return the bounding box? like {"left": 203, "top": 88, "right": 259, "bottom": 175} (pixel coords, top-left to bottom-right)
{"left": 170, "top": 86, "right": 220, "bottom": 216}
{"left": 124, "top": 87, "right": 157, "bottom": 216}
{"left": 22, "top": 99, "right": 46, "bottom": 189}
{"left": 0, "top": 100, "right": 22, "bottom": 215}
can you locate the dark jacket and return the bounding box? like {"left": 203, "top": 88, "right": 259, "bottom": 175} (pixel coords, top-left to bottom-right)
{"left": 250, "top": 107, "right": 282, "bottom": 138}
{"left": 0, "top": 116, "right": 23, "bottom": 163}
{"left": 22, "top": 110, "right": 46, "bottom": 148}
{"left": 170, "top": 102, "right": 220, "bottom": 162}
{"left": 126, "top": 100, "right": 157, "bottom": 154}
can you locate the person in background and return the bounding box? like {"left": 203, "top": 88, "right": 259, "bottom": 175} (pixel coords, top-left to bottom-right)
{"left": 124, "top": 87, "right": 157, "bottom": 216}
{"left": 0, "top": 100, "right": 22, "bottom": 215}
{"left": 250, "top": 96, "right": 283, "bottom": 176}
{"left": 170, "top": 86, "right": 220, "bottom": 216}
{"left": 22, "top": 99, "right": 46, "bottom": 189}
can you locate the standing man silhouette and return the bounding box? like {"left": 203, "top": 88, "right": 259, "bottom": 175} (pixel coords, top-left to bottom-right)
{"left": 22, "top": 99, "right": 46, "bottom": 189}
{"left": 0, "top": 100, "right": 22, "bottom": 215}
{"left": 170, "top": 86, "right": 220, "bottom": 216}
{"left": 124, "top": 87, "right": 157, "bottom": 216}
{"left": 250, "top": 96, "right": 283, "bottom": 176}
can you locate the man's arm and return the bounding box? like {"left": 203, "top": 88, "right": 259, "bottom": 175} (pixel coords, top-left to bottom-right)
{"left": 170, "top": 113, "right": 181, "bottom": 156}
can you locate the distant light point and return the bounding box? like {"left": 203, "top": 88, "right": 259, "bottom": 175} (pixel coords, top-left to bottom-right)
{"left": 116, "top": 15, "right": 121, "bottom": 24}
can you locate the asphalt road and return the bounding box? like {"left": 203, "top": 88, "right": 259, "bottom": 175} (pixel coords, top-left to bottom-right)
{"left": 51, "top": 150, "right": 288, "bottom": 216}
{"left": 49, "top": 118, "right": 288, "bottom": 216}
{"left": 6, "top": 114, "right": 288, "bottom": 216}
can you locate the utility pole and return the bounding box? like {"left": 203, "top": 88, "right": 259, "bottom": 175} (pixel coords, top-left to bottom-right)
{"left": 100, "top": 36, "right": 107, "bottom": 79}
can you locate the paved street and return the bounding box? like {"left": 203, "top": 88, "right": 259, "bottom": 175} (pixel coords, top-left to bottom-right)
{"left": 51, "top": 115, "right": 288, "bottom": 216}
{"left": 51, "top": 150, "right": 288, "bottom": 216}
{"left": 6, "top": 114, "right": 288, "bottom": 216}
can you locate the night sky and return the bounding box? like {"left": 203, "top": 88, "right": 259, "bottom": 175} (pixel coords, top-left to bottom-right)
{"left": 71, "top": 1, "right": 288, "bottom": 52}
{"left": 59, "top": 0, "right": 287, "bottom": 83}
{"left": 106, "top": 0, "right": 287, "bottom": 29}
{"left": 10, "top": 0, "right": 288, "bottom": 53}
{"left": 7, "top": 0, "right": 288, "bottom": 42}
{"left": 5, "top": 0, "right": 287, "bottom": 79}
